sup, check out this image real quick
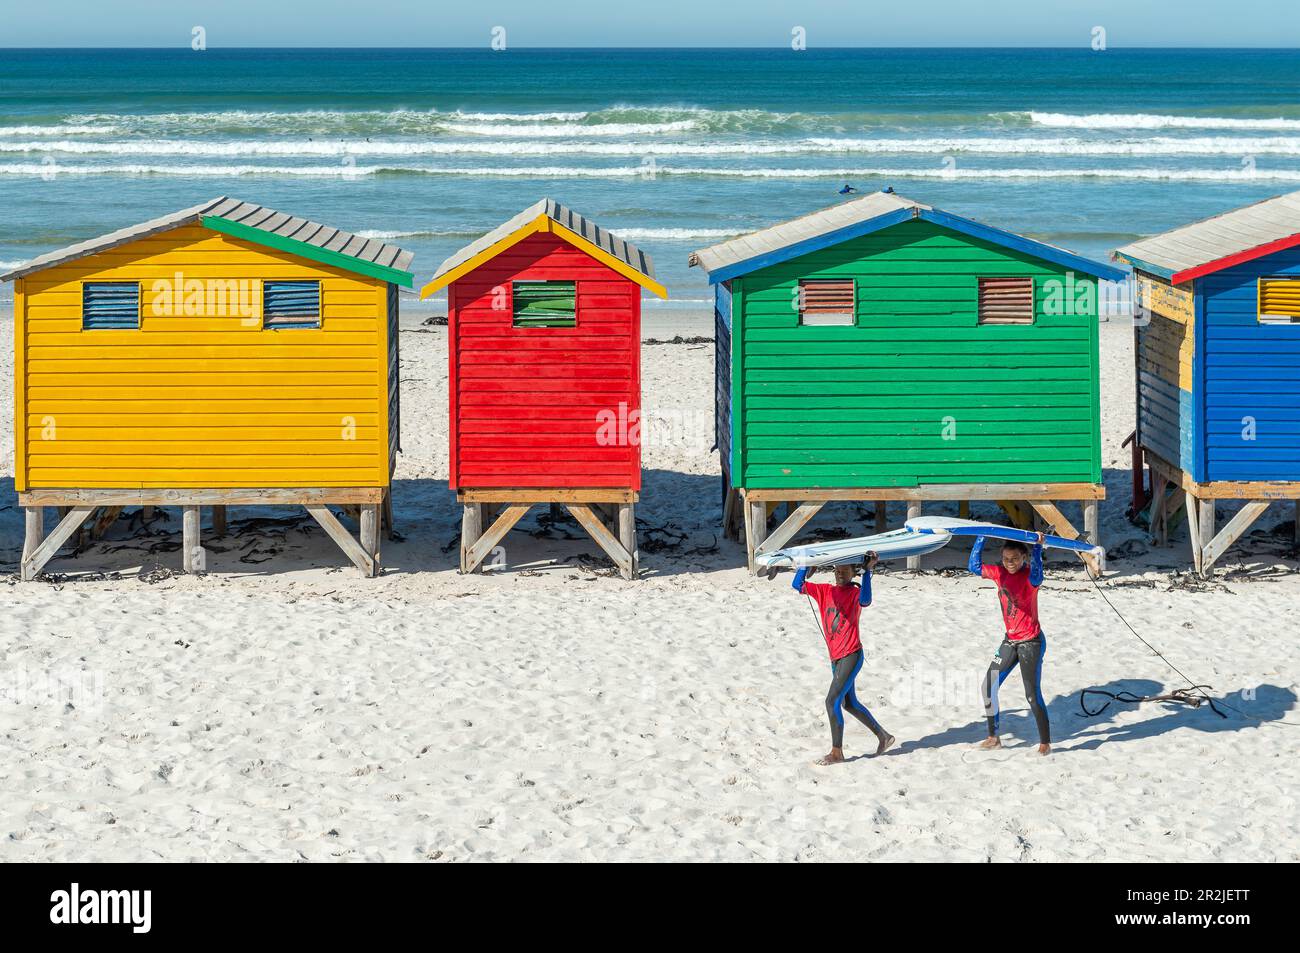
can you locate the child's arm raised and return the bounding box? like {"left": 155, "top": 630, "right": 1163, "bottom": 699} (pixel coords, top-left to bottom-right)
{"left": 792, "top": 565, "right": 812, "bottom": 593}
{"left": 1030, "top": 532, "right": 1045, "bottom": 587}
{"left": 968, "top": 536, "right": 987, "bottom": 576}
{"left": 859, "top": 552, "right": 878, "bottom": 606}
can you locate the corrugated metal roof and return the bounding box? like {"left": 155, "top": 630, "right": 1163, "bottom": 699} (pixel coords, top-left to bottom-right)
{"left": 1115, "top": 189, "right": 1300, "bottom": 281}
{"left": 0, "top": 196, "right": 415, "bottom": 282}
{"left": 689, "top": 191, "right": 927, "bottom": 276}
{"left": 427, "top": 198, "right": 656, "bottom": 287}
{"left": 688, "top": 189, "right": 1125, "bottom": 283}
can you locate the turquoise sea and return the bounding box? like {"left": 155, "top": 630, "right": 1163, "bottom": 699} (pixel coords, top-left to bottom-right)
{"left": 2, "top": 47, "right": 1300, "bottom": 310}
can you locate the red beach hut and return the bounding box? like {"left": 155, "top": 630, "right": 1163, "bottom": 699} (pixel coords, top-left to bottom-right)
{"left": 420, "top": 199, "right": 667, "bottom": 578}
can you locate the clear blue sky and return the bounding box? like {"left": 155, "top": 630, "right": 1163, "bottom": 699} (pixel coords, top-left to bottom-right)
{"left": 1, "top": 0, "right": 1297, "bottom": 47}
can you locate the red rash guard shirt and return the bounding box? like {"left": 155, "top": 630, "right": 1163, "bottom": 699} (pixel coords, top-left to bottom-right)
{"left": 981, "top": 564, "right": 1041, "bottom": 641}
{"left": 801, "top": 582, "right": 863, "bottom": 660}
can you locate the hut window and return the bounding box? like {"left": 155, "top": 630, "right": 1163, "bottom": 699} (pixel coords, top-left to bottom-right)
{"left": 798, "top": 279, "right": 855, "bottom": 326}
{"left": 263, "top": 281, "right": 321, "bottom": 329}
{"left": 1259, "top": 277, "right": 1300, "bottom": 324}
{"left": 82, "top": 282, "right": 140, "bottom": 330}
{"left": 978, "top": 277, "right": 1035, "bottom": 325}
{"left": 513, "top": 281, "right": 576, "bottom": 328}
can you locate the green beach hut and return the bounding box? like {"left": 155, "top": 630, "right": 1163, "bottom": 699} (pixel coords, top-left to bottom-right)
{"left": 688, "top": 190, "right": 1126, "bottom": 571}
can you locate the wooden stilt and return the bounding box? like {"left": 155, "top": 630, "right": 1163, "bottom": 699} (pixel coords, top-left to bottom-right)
{"left": 460, "top": 503, "right": 483, "bottom": 573}
{"left": 23, "top": 507, "right": 43, "bottom": 567}
{"left": 383, "top": 491, "right": 395, "bottom": 539}
{"left": 722, "top": 486, "right": 740, "bottom": 541}
{"left": 744, "top": 497, "right": 766, "bottom": 574}
{"left": 1198, "top": 499, "right": 1216, "bottom": 575}
{"left": 182, "top": 505, "right": 201, "bottom": 573}
{"left": 1149, "top": 474, "right": 1169, "bottom": 545}
{"left": 1185, "top": 493, "right": 1203, "bottom": 575}
{"left": 360, "top": 504, "right": 380, "bottom": 569}
{"left": 957, "top": 500, "right": 971, "bottom": 519}
{"left": 906, "top": 502, "right": 922, "bottom": 569}
{"left": 874, "top": 500, "right": 887, "bottom": 532}
{"left": 1295, "top": 500, "right": 1300, "bottom": 549}
{"left": 306, "top": 505, "right": 376, "bottom": 577}
{"left": 618, "top": 502, "right": 638, "bottom": 577}
{"left": 22, "top": 505, "right": 94, "bottom": 581}
{"left": 1083, "top": 499, "right": 1103, "bottom": 575}
{"left": 211, "top": 504, "right": 227, "bottom": 538}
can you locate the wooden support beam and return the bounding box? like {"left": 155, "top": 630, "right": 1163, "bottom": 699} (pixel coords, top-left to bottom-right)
{"left": 957, "top": 500, "right": 971, "bottom": 519}
{"left": 1199, "top": 499, "right": 1216, "bottom": 568}
{"left": 1185, "top": 493, "right": 1203, "bottom": 575}
{"left": 211, "top": 505, "right": 228, "bottom": 538}
{"left": 306, "top": 505, "right": 376, "bottom": 577}
{"left": 875, "top": 501, "right": 887, "bottom": 532}
{"left": 182, "top": 505, "right": 201, "bottom": 573}
{"left": 360, "top": 504, "right": 381, "bottom": 567}
{"left": 743, "top": 498, "right": 766, "bottom": 574}
{"left": 457, "top": 488, "right": 636, "bottom": 504}
{"left": 383, "top": 491, "right": 396, "bottom": 540}
{"left": 22, "top": 507, "right": 43, "bottom": 567}
{"left": 755, "top": 502, "right": 825, "bottom": 557}
{"left": 618, "top": 503, "right": 638, "bottom": 577}
{"left": 1028, "top": 501, "right": 1080, "bottom": 540}
{"left": 460, "top": 503, "right": 483, "bottom": 573}
{"left": 722, "top": 486, "right": 740, "bottom": 541}
{"left": 906, "top": 503, "right": 922, "bottom": 569}
{"left": 463, "top": 504, "right": 530, "bottom": 575}
{"left": 567, "top": 504, "right": 635, "bottom": 579}
{"left": 1201, "top": 501, "right": 1271, "bottom": 573}
{"left": 21, "top": 505, "right": 94, "bottom": 581}
{"left": 20, "top": 487, "right": 384, "bottom": 507}
{"left": 91, "top": 506, "right": 124, "bottom": 540}
{"left": 1149, "top": 474, "right": 1169, "bottom": 546}
{"left": 1083, "top": 500, "right": 1103, "bottom": 573}
{"left": 741, "top": 482, "right": 1105, "bottom": 503}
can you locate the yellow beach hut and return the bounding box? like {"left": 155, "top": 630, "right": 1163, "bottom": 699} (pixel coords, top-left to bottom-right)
{"left": 1, "top": 197, "right": 414, "bottom": 579}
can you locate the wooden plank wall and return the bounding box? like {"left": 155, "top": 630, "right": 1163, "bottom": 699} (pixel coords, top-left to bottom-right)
{"left": 714, "top": 281, "right": 733, "bottom": 485}
{"left": 450, "top": 231, "right": 641, "bottom": 490}
{"left": 18, "top": 224, "right": 390, "bottom": 490}
{"left": 732, "top": 219, "right": 1101, "bottom": 490}
{"left": 1200, "top": 245, "right": 1300, "bottom": 481}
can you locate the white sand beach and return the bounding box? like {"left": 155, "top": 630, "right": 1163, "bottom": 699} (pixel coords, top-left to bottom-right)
{"left": 1, "top": 310, "right": 1297, "bottom": 862}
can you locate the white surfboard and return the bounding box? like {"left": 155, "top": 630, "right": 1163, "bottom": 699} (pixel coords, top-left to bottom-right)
{"left": 906, "top": 515, "right": 1104, "bottom": 557}
{"left": 754, "top": 526, "right": 952, "bottom": 573}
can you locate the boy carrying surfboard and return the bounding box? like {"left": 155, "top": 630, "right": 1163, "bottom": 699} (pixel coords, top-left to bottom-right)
{"left": 792, "top": 555, "right": 895, "bottom": 765}
{"left": 968, "top": 533, "right": 1051, "bottom": 755}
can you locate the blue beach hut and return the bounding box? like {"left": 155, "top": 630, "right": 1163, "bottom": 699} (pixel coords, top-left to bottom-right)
{"left": 1115, "top": 189, "right": 1300, "bottom": 573}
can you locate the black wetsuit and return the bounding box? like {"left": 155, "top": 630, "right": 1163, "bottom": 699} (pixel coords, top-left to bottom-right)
{"left": 826, "top": 650, "right": 887, "bottom": 748}
{"left": 981, "top": 634, "right": 1050, "bottom": 744}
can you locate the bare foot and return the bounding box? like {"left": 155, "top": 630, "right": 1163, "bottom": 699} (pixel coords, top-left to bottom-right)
{"left": 1037, "top": 743, "right": 1051, "bottom": 756}
{"left": 975, "top": 735, "right": 1002, "bottom": 750}
{"left": 875, "top": 733, "right": 896, "bottom": 756}
{"left": 816, "top": 748, "right": 845, "bottom": 766}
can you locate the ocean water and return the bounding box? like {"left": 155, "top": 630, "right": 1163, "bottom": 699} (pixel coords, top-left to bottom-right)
{"left": 2, "top": 47, "right": 1300, "bottom": 310}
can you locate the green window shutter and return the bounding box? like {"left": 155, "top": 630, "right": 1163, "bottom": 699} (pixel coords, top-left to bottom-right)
{"left": 82, "top": 282, "right": 140, "bottom": 329}
{"left": 264, "top": 280, "right": 321, "bottom": 329}
{"left": 513, "top": 281, "right": 576, "bottom": 328}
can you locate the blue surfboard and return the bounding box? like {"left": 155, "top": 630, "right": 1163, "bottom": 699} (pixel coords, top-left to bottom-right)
{"left": 905, "top": 516, "right": 1103, "bottom": 557}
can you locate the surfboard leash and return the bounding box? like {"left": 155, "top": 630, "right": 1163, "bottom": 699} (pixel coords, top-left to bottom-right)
{"left": 1079, "top": 557, "right": 1300, "bottom": 727}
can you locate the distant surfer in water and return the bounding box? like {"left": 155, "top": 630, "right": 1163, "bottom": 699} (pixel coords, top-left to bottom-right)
{"left": 792, "top": 555, "right": 895, "bottom": 765}
{"left": 968, "top": 533, "right": 1051, "bottom": 755}
{"left": 838, "top": 184, "right": 858, "bottom": 194}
